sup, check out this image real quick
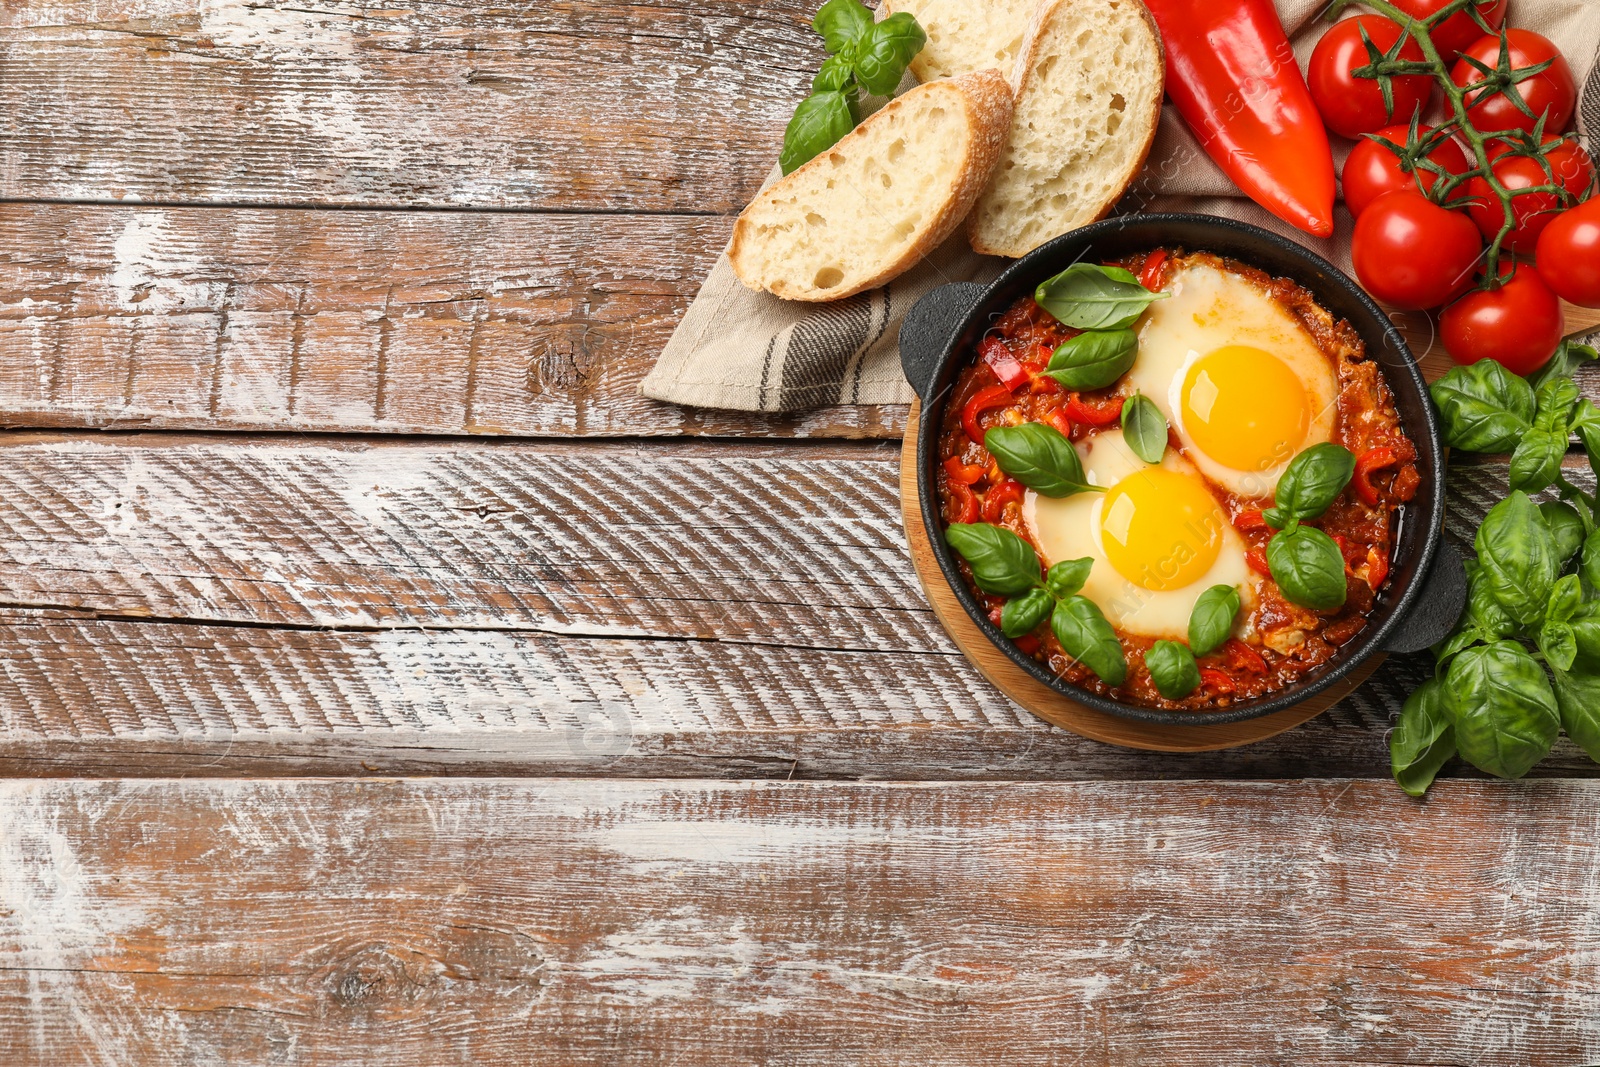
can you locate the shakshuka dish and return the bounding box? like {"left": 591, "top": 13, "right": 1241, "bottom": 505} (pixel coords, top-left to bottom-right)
{"left": 939, "top": 248, "right": 1420, "bottom": 711}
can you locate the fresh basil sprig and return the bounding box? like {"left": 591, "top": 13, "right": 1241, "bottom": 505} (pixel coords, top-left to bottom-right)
{"left": 1390, "top": 677, "right": 1455, "bottom": 798}
{"left": 942, "top": 523, "right": 1128, "bottom": 687}
{"left": 984, "top": 423, "right": 1101, "bottom": 498}
{"left": 1034, "top": 263, "right": 1168, "bottom": 330}
{"left": 1120, "top": 393, "right": 1167, "bottom": 465}
{"left": 1044, "top": 329, "right": 1137, "bottom": 391}
{"left": 1263, "top": 443, "right": 1356, "bottom": 529}
{"left": 1444, "top": 641, "right": 1561, "bottom": 781}
{"left": 1187, "top": 585, "right": 1241, "bottom": 657}
{"left": 779, "top": 0, "right": 927, "bottom": 175}
{"left": 1475, "top": 491, "right": 1560, "bottom": 628}
{"left": 1144, "top": 640, "right": 1200, "bottom": 700}
{"left": 1430, "top": 358, "right": 1538, "bottom": 453}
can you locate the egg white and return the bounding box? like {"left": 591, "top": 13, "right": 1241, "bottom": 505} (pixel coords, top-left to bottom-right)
{"left": 1124, "top": 262, "right": 1339, "bottom": 500}
{"left": 1022, "top": 430, "right": 1258, "bottom": 641}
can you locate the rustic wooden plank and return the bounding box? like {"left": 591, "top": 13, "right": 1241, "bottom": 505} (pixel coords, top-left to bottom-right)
{"left": 0, "top": 432, "right": 1588, "bottom": 779}
{"left": 0, "top": 204, "right": 905, "bottom": 438}
{"left": 2, "top": 776, "right": 1598, "bottom": 1065}
{"left": 0, "top": 0, "right": 814, "bottom": 212}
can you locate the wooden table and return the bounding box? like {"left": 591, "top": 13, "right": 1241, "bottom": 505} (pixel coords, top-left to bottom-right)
{"left": 4, "top": 2, "right": 1600, "bottom": 1063}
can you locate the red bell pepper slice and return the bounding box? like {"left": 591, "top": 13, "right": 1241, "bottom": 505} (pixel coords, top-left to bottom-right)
{"left": 1014, "top": 634, "right": 1043, "bottom": 655}
{"left": 1139, "top": 249, "right": 1169, "bottom": 291}
{"left": 1199, "top": 667, "right": 1236, "bottom": 695}
{"left": 948, "top": 482, "right": 980, "bottom": 525}
{"left": 1062, "top": 393, "right": 1124, "bottom": 427}
{"left": 1366, "top": 546, "right": 1390, "bottom": 590}
{"left": 980, "top": 337, "right": 1030, "bottom": 392}
{"left": 1353, "top": 447, "right": 1400, "bottom": 507}
{"left": 981, "top": 480, "right": 1026, "bottom": 523}
{"left": 1141, "top": 0, "right": 1335, "bottom": 238}
{"left": 1224, "top": 638, "right": 1269, "bottom": 676}
{"left": 944, "top": 456, "right": 985, "bottom": 486}
{"left": 961, "top": 385, "right": 1013, "bottom": 446}
{"left": 1247, "top": 547, "right": 1272, "bottom": 578}
{"left": 1233, "top": 508, "right": 1270, "bottom": 533}
{"left": 1047, "top": 409, "right": 1076, "bottom": 439}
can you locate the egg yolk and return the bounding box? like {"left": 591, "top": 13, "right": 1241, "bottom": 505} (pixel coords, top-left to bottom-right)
{"left": 1180, "top": 345, "right": 1312, "bottom": 476}
{"left": 1099, "top": 469, "right": 1226, "bottom": 592}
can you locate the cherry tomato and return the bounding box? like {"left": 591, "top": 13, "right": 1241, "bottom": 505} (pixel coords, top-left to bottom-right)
{"left": 1342, "top": 124, "right": 1470, "bottom": 217}
{"left": 1440, "top": 267, "right": 1565, "bottom": 374}
{"left": 1387, "top": 0, "right": 1506, "bottom": 60}
{"left": 1452, "top": 30, "right": 1577, "bottom": 137}
{"left": 1465, "top": 137, "right": 1596, "bottom": 252}
{"left": 1352, "top": 190, "right": 1482, "bottom": 310}
{"left": 1537, "top": 198, "right": 1600, "bottom": 308}
{"left": 1310, "top": 16, "right": 1434, "bottom": 139}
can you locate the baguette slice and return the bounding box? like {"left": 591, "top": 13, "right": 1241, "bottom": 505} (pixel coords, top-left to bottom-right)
{"left": 729, "top": 70, "right": 1013, "bottom": 302}
{"left": 968, "top": 0, "right": 1164, "bottom": 258}
{"left": 881, "top": 0, "right": 1037, "bottom": 85}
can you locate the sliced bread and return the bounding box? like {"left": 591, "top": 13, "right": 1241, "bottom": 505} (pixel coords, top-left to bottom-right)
{"left": 729, "top": 70, "right": 1013, "bottom": 303}
{"left": 881, "top": 0, "right": 1038, "bottom": 85}
{"left": 968, "top": 0, "right": 1165, "bottom": 258}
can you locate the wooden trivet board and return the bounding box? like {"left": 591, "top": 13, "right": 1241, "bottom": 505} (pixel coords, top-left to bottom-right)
{"left": 899, "top": 400, "right": 1381, "bottom": 753}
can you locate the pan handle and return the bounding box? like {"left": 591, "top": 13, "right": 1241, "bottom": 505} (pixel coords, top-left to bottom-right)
{"left": 899, "top": 282, "right": 986, "bottom": 402}
{"left": 1381, "top": 538, "right": 1467, "bottom": 654}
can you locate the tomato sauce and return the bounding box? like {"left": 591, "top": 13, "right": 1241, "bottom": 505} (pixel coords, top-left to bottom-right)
{"left": 937, "top": 249, "right": 1420, "bottom": 711}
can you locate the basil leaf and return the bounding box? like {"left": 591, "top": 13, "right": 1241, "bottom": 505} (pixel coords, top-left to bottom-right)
{"left": 779, "top": 90, "right": 855, "bottom": 175}
{"left": 1144, "top": 640, "right": 1201, "bottom": 700}
{"left": 1044, "top": 329, "right": 1138, "bottom": 391}
{"left": 1529, "top": 339, "right": 1596, "bottom": 395}
{"left": 1444, "top": 641, "right": 1559, "bottom": 780}
{"left": 1434, "top": 624, "right": 1485, "bottom": 666}
{"left": 1267, "top": 525, "right": 1348, "bottom": 611}
{"left": 812, "top": 53, "right": 855, "bottom": 93}
{"left": 812, "top": 0, "right": 872, "bottom": 53}
{"left": 1044, "top": 557, "right": 1093, "bottom": 599}
{"left": 1474, "top": 491, "right": 1560, "bottom": 628}
{"left": 1429, "top": 361, "right": 1537, "bottom": 452}
{"left": 1534, "top": 374, "right": 1581, "bottom": 432}
{"left": 850, "top": 12, "right": 926, "bottom": 95}
{"left": 1390, "top": 676, "right": 1455, "bottom": 797}
{"left": 1263, "top": 443, "right": 1356, "bottom": 528}
{"left": 1551, "top": 665, "right": 1600, "bottom": 762}
{"left": 1540, "top": 619, "right": 1578, "bottom": 672}
{"left": 1001, "top": 587, "right": 1054, "bottom": 638}
{"left": 1540, "top": 500, "right": 1586, "bottom": 567}
{"left": 1569, "top": 607, "right": 1600, "bottom": 672}
{"left": 1051, "top": 595, "right": 1127, "bottom": 687}
{"left": 1461, "top": 558, "right": 1518, "bottom": 641}
{"left": 944, "top": 522, "right": 1041, "bottom": 597}
{"left": 1188, "top": 584, "right": 1241, "bottom": 658}
{"left": 1034, "top": 264, "right": 1168, "bottom": 331}
{"left": 984, "top": 422, "right": 1099, "bottom": 498}
{"left": 1548, "top": 573, "right": 1583, "bottom": 624}
{"left": 1120, "top": 393, "right": 1167, "bottom": 465}
{"left": 1508, "top": 427, "right": 1565, "bottom": 494}
{"left": 1573, "top": 401, "right": 1600, "bottom": 485}
{"left": 1583, "top": 528, "right": 1600, "bottom": 598}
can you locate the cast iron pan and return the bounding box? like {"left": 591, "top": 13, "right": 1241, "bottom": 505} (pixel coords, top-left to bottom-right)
{"left": 900, "top": 213, "right": 1465, "bottom": 727}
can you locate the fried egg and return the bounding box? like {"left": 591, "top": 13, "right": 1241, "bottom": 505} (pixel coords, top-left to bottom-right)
{"left": 1022, "top": 430, "right": 1258, "bottom": 641}
{"left": 1123, "top": 262, "right": 1339, "bottom": 501}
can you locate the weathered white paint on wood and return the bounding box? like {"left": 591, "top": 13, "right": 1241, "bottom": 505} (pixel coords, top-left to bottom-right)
{"left": 0, "top": 205, "right": 905, "bottom": 438}
{"left": 2, "top": 777, "right": 1598, "bottom": 1065}
{"left": 0, "top": 0, "right": 815, "bottom": 212}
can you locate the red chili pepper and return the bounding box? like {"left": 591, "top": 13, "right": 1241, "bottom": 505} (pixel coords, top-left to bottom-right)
{"left": 1199, "top": 667, "right": 1236, "bottom": 695}
{"left": 961, "top": 385, "right": 1013, "bottom": 446}
{"left": 1141, "top": 0, "right": 1335, "bottom": 238}
{"left": 1233, "top": 508, "right": 1270, "bottom": 533}
{"left": 980, "top": 337, "right": 1030, "bottom": 392}
{"left": 944, "top": 455, "right": 984, "bottom": 486}
{"left": 948, "top": 482, "right": 980, "bottom": 525}
{"left": 1247, "top": 547, "right": 1272, "bottom": 577}
{"left": 1366, "top": 545, "right": 1390, "bottom": 591}
{"left": 1224, "top": 638, "right": 1269, "bottom": 675}
{"left": 1139, "top": 249, "right": 1169, "bottom": 291}
{"left": 1063, "top": 393, "right": 1125, "bottom": 427}
{"left": 1353, "top": 447, "right": 1400, "bottom": 507}
{"left": 1014, "top": 634, "right": 1042, "bottom": 655}
{"left": 981, "top": 480, "right": 1026, "bottom": 523}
